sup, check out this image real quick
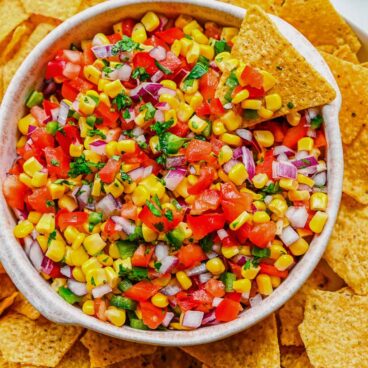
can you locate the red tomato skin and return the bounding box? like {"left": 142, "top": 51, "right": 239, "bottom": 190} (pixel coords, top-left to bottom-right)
{"left": 132, "top": 244, "right": 154, "bottom": 267}
{"left": 44, "top": 146, "right": 70, "bottom": 179}
{"left": 191, "top": 189, "right": 221, "bottom": 215}
{"left": 121, "top": 18, "right": 135, "bottom": 37}
{"left": 28, "top": 187, "right": 54, "bottom": 213}
{"left": 199, "top": 69, "right": 219, "bottom": 101}
{"left": 3, "top": 175, "right": 28, "bottom": 210}
{"left": 187, "top": 213, "right": 226, "bottom": 240}
{"left": 240, "top": 66, "right": 263, "bottom": 89}
{"left": 30, "top": 128, "right": 55, "bottom": 150}
{"left": 98, "top": 159, "right": 121, "bottom": 184}
{"left": 124, "top": 280, "right": 160, "bottom": 301}
{"left": 156, "top": 27, "right": 184, "bottom": 44}
{"left": 205, "top": 279, "right": 225, "bottom": 298}
{"left": 177, "top": 244, "right": 206, "bottom": 268}
{"left": 283, "top": 117, "right": 308, "bottom": 148}
{"left": 188, "top": 167, "right": 215, "bottom": 195}
{"left": 259, "top": 263, "right": 289, "bottom": 279}
{"left": 133, "top": 52, "right": 158, "bottom": 75}
{"left": 185, "top": 140, "right": 213, "bottom": 162}
{"left": 57, "top": 212, "right": 88, "bottom": 231}
{"left": 249, "top": 222, "right": 277, "bottom": 248}
{"left": 45, "top": 60, "right": 66, "bottom": 79}
{"left": 215, "top": 299, "right": 242, "bottom": 322}
{"left": 140, "top": 301, "right": 167, "bottom": 329}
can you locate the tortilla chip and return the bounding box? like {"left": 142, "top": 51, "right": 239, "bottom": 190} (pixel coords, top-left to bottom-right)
{"left": 81, "top": 330, "right": 157, "bottom": 368}
{"left": 278, "top": 261, "right": 344, "bottom": 346}
{"left": 361, "top": 62, "right": 368, "bottom": 68}
{"left": 11, "top": 294, "right": 40, "bottom": 320}
{"left": 0, "top": 0, "right": 29, "bottom": 44}
{"left": 0, "top": 274, "right": 16, "bottom": 300}
{"left": 3, "top": 23, "right": 55, "bottom": 90}
{"left": 78, "top": 0, "right": 107, "bottom": 11}
{"left": 0, "top": 66, "right": 4, "bottom": 103}
{"left": 280, "top": 346, "right": 305, "bottom": 368}
{"left": 276, "top": 0, "right": 361, "bottom": 53}
{"left": 0, "top": 263, "right": 6, "bottom": 274}
{"left": 324, "top": 194, "right": 368, "bottom": 294}
{"left": 216, "top": 6, "right": 336, "bottom": 126}
{"left": 332, "top": 45, "right": 359, "bottom": 64}
{"left": 55, "top": 341, "right": 90, "bottom": 368}
{"left": 299, "top": 290, "right": 368, "bottom": 368}
{"left": 0, "top": 312, "right": 83, "bottom": 367}
{"left": 0, "top": 292, "right": 18, "bottom": 316}
{"left": 0, "top": 22, "right": 32, "bottom": 63}
{"left": 219, "top": 0, "right": 279, "bottom": 13}
{"left": 182, "top": 314, "right": 280, "bottom": 368}
{"left": 321, "top": 52, "right": 368, "bottom": 144}
{"left": 21, "top": 0, "right": 82, "bottom": 21}
{"left": 145, "top": 347, "right": 202, "bottom": 368}
{"left": 293, "top": 352, "right": 313, "bottom": 368}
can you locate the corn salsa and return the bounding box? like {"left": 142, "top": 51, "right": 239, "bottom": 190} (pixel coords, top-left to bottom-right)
{"left": 3, "top": 12, "right": 329, "bottom": 330}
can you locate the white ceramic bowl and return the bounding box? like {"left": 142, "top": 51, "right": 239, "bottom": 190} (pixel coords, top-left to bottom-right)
{"left": 0, "top": 0, "right": 343, "bottom": 346}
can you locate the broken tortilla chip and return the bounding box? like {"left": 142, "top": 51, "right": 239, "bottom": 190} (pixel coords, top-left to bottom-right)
{"left": 56, "top": 341, "right": 90, "bottom": 368}
{"left": 361, "top": 62, "right": 368, "bottom": 68}
{"left": 280, "top": 346, "right": 305, "bottom": 368}
{"left": 21, "top": 0, "right": 82, "bottom": 21}
{"left": 321, "top": 52, "right": 368, "bottom": 144}
{"left": 276, "top": 0, "right": 361, "bottom": 53}
{"left": 299, "top": 290, "right": 368, "bottom": 368}
{"left": 293, "top": 352, "right": 313, "bottom": 368}
{"left": 0, "top": 312, "right": 83, "bottom": 367}
{"left": 0, "top": 274, "right": 16, "bottom": 300}
{"left": 216, "top": 6, "right": 336, "bottom": 126}
{"left": 219, "top": 0, "right": 279, "bottom": 13}
{"left": 80, "top": 330, "right": 157, "bottom": 368}
{"left": 0, "top": 0, "right": 29, "bottom": 45}
{"left": 332, "top": 45, "right": 359, "bottom": 64}
{"left": 145, "top": 347, "right": 202, "bottom": 368}
{"left": 182, "top": 314, "right": 280, "bottom": 368}
{"left": 78, "top": 0, "right": 107, "bottom": 11}
{"left": 324, "top": 194, "right": 368, "bottom": 294}
{"left": 11, "top": 293, "right": 40, "bottom": 320}
{"left": 0, "top": 292, "right": 18, "bottom": 316}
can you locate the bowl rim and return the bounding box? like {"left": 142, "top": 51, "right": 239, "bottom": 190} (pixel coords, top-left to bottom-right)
{"left": 0, "top": 0, "right": 343, "bottom": 346}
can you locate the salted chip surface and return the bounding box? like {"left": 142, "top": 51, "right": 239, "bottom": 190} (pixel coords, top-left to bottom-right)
{"left": 299, "top": 290, "right": 368, "bottom": 368}
{"left": 332, "top": 45, "right": 359, "bottom": 64}
{"left": 81, "top": 330, "right": 157, "bottom": 368}
{"left": 293, "top": 353, "right": 313, "bottom": 368}
{"left": 216, "top": 6, "right": 335, "bottom": 126}
{"left": 78, "top": 0, "right": 107, "bottom": 11}
{"left": 21, "top": 0, "right": 82, "bottom": 21}
{"left": 0, "top": 292, "right": 18, "bottom": 316}
{"left": 0, "top": 274, "right": 16, "bottom": 299}
{"left": 276, "top": 0, "right": 361, "bottom": 53}
{"left": 0, "top": 0, "right": 29, "bottom": 44}
{"left": 321, "top": 52, "right": 368, "bottom": 144}
{"left": 3, "top": 23, "right": 55, "bottom": 90}
{"left": 219, "top": 0, "right": 279, "bottom": 12}
{"left": 182, "top": 314, "right": 280, "bottom": 368}
{"left": 11, "top": 293, "right": 40, "bottom": 320}
{"left": 0, "top": 312, "right": 83, "bottom": 367}
{"left": 146, "top": 347, "right": 202, "bottom": 368}
{"left": 324, "top": 194, "right": 368, "bottom": 294}
{"left": 280, "top": 346, "right": 305, "bottom": 368}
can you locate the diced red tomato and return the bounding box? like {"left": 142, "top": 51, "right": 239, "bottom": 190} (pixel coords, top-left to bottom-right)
{"left": 185, "top": 140, "right": 213, "bottom": 162}
{"left": 199, "top": 69, "right": 219, "bottom": 101}
{"left": 43, "top": 100, "right": 59, "bottom": 116}
{"left": 28, "top": 187, "right": 54, "bottom": 213}
{"left": 191, "top": 189, "right": 221, "bottom": 215}
{"left": 124, "top": 280, "right": 160, "bottom": 301}
{"left": 30, "top": 128, "right": 55, "bottom": 150}
{"left": 188, "top": 167, "right": 216, "bottom": 195}
{"left": 144, "top": 35, "right": 170, "bottom": 50}
{"left": 83, "top": 45, "right": 96, "bottom": 66}
{"left": 204, "top": 22, "right": 222, "bottom": 40}
{"left": 215, "top": 298, "right": 242, "bottom": 322}
{"left": 195, "top": 101, "right": 211, "bottom": 117}
{"left": 235, "top": 222, "right": 252, "bottom": 244}
{"left": 94, "top": 299, "right": 107, "bottom": 321}
{"left": 107, "top": 33, "right": 122, "bottom": 44}
{"left": 138, "top": 205, "right": 169, "bottom": 233}
{"left": 158, "top": 51, "right": 182, "bottom": 73}
{"left": 245, "top": 86, "right": 265, "bottom": 98}
{"left": 205, "top": 279, "right": 225, "bottom": 297}
{"left": 102, "top": 218, "right": 118, "bottom": 237}
{"left": 191, "top": 289, "right": 214, "bottom": 313}
{"left": 62, "top": 62, "right": 81, "bottom": 80}
{"left": 176, "top": 291, "right": 200, "bottom": 312}
{"left": 3, "top": 175, "right": 28, "bottom": 210}
{"left": 261, "top": 121, "right": 286, "bottom": 142}
{"left": 68, "top": 77, "right": 94, "bottom": 93}
{"left": 240, "top": 66, "right": 263, "bottom": 89}
{"left": 44, "top": 146, "right": 70, "bottom": 178}
{"left": 209, "top": 98, "right": 225, "bottom": 116}
{"left": 45, "top": 60, "right": 66, "bottom": 80}
{"left": 283, "top": 117, "right": 308, "bottom": 148}
{"left": 169, "top": 120, "right": 189, "bottom": 137}
{"left": 177, "top": 244, "right": 206, "bottom": 268}
{"left": 95, "top": 102, "right": 120, "bottom": 128}
{"left": 98, "top": 158, "right": 121, "bottom": 184}
{"left": 187, "top": 213, "right": 226, "bottom": 240}
{"left": 120, "top": 202, "right": 138, "bottom": 220}
{"left": 57, "top": 212, "right": 88, "bottom": 231}
{"left": 121, "top": 18, "right": 135, "bottom": 37}
{"left": 315, "top": 130, "right": 327, "bottom": 148}
{"left": 249, "top": 222, "right": 277, "bottom": 248}
{"left": 156, "top": 27, "right": 184, "bottom": 44}
{"left": 56, "top": 125, "right": 81, "bottom": 154}
{"left": 225, "top": 292, "right": 242, "bottom": 302}
{"left": 63, "top": 50, "right": 84, "bottom": 65}
{"left": 259, "top": 263, "right": 289, "bottom": 279}
{"left": 132, "top": 244, "right": 154, "bottom": 267}
{"left": 210, "top": 136, "right": 224, "bottom": 155}
{"left": 140, "top": 301, "right": 166, "bottom": 329}
{"left": 61, "top": 81, "right": 78, "bottom": 101}
{"left": 133, "top": 52, "right": 158, "bottom": 75}
{"left": 255, "top": 151, "right": 274, "bottom": 178}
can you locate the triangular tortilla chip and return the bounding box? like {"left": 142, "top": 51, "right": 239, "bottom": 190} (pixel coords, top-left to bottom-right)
{"left": 216, "top": 6, "right": 336, "bottom": 126}
{"left": 0, "top": 274, "right": 16, "bottom": 300}
{"left": 219, "top": 0, "right": 280, "bottom": 13}
{"left": 11, "top": 293, "right": 41, "bottom": 320}
{"left": 0, "top": 292, "right": 18, "bottom": 316}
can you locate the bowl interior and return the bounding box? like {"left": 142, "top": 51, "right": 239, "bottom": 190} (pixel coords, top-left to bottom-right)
{"left": 0, "top": 0, "right": 342, "bottom": 346}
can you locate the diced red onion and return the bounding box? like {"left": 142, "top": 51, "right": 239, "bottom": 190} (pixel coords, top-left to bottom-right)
{"left": 159, "top": 256, "right": 178, "bottom": 274}
{"left": 13, "top": 208, "right": 27, "bottom": 221}
{"left": 242, "top": 146, "right": 255, "bottom": 179}
{"left": 298, "top": 184, "right": 313, "bottom": 192}
{"left": 149, "top": 46, "right": 167, "bottom": 61}
{"left": 29, "top": 241, "right": 44, "bottom": 271}
{"left": 212, "top": 297, "right": 223, "bottom": 307}
{"left": 154, "top": 109, "right": 164, "bottom": 122}
{"left": 161, "top": 283, "right": 181, "bottom": 296}
{"left": 67, "top": 280, "right": 87, "bottom": 296}
{"left": 273, "top": 145, "right": 295, "bottom": 157}
{"left": 61, "top": 265, "right": 72, "bottom": 278}
{"left": 280, "top": 226, "right": 300, "bottom": 247}
{"left": 249, "top": 294, "right": 263, "bottom": 307}
{"left": 27, "top": 125, "right": 37, "bottom": 137}
{"left": 277, "top": 152, "right": 289, "bottom": 162}
{"left": 70, "top": 185, "right": 81, "bottom": 201}
{"left": 201, "top": 310, "right": 217, "bottom": 325}
{"left": 111, "top": 216, "right": 136, "bottom": 235}
{"left": 77, "top": 184, "right": 91, "bottom": 209}
{"left": 182, "top": 310, "right": 204, "bottom": 329}
{"left": 173, "top": 68, "right": 189, "bottom": 84}
{"left": 272, "top": 161, "right": 297, "bottom": 180}
{"left": 186, "top": 263, "right": 207, "bottom": 277}
{"left": 298, "top": 166, "right": 318, "bottom": 176}
{"left": 307, "top": 128, "right": 317, "bottom": 138}
{"left": 117, "top": 64, "right": 132, "bottom": 81}
{"left": 317, "top": 161, "right": 327, "bottom": 173}
{"left": 313, "top": 171, "right": 327, "bottom": 187}
{"left": 89, "top": 140, "right": 106, "bottom": 155}
{"left": 128, "top": 167, "right": 145, "bottom": 182}
{"left": 23, "top": 237, "right": 33, "bottom": 255}
{"left": 41, "top": 256, "right": 59, "bottom": 276}
{"left": 295, "top": 150, "right": 309, "bottom": 160}
{"left": 156, "top": 102, "right": 170, "bottom": 111}
{"left": 155, "top": 243, "right": 169, "bottom": 261}
{"left": 151, "top": 70, "right": 164, "bottom": 82}
{"left": 286, "top": 206, "right": 308, "bottom": 228}
{"left": 232, "top": 147, "right": 241, "bottom": 159}
{"left": 119, "top": 51, "right": 133, "bottom": 62}
{"left": 236, "top": 128, "right": 252, "bottom": 142}
{"left": 96, "top": 194, "right": 119, "bottom": 219}
{"left": 291, "top": 155, "right": 318, "bottom": 169}
{"left": 51, "top": 107, "right": 59, "bottom": 121}
{"left": 217, "top": 229, "right": 228, "bottom": 240}
{"left": 92, "top": 284, "right": 112, "bottom": 298}
{"left": 158, "top": 87, "right": 176, "bottom": 96}
{"left": 165, "top": 155, "right": 186, "bottom": 168}
{"left": 223, "top": 159, "right": 238, "bottom": 174}
{"left": 57, "top": 100, "right": 70, "bottom": 126}
{"left": 91, "top": 44, "right": 113, "bottom": 58}
{"left": 129, "top": 82, "right": 162, "bottom": 102}
{"left": 233, "top": 254, "right": 248, "bottom": 266}
{"left": 199, "top": 272, "right": 212, "bottom": 284}
{"left": 162, "top": 312, "right": 174, "bottom": 327}
{"left": 164, "top": 168, "right": 186, "bottom": 191}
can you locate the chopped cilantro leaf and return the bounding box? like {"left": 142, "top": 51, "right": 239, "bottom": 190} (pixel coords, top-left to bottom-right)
{"left": 131, "top": 66, "right": 150, "bottom": 81}
{"left": 154, "top": 60, "right": 172, "bottom": 75}
{"left": 139, "top": 102, "right": 156, "bottom": 121}
{"left": 50, "top": 159, "right": 60, "bottom": 167}
{"left": 123, "top": 109, "right": 131, "bottom": 119}
{"left": 199, "top": 233, "right": 214, "bottom": 253}
{"left": 214, "top": 40, "right": 231, "bottom": 55}
{"left": 243, "top": 109, "right": 259, "bottom": 120}
{"left": 113, "top": 93, "right": 132, "bottom": 111}
{"left": 164, "top": 209, "right": 173, "bottom": 221}
{"left": 68, "top": 155, "right": 105, "bottom": 178}
{"left": 145, "top": 201, "right": 162, "bottom": 217}
{"left": 87, "top": 129, "right": 106, "bottom": 139}
{"left": 251, "top": 247, "right": 270, "bottom": 258}
{"left": 261, "top": 182, "right": 281, "bottom": 195}
{"left": 120, "top": 170, "right": 132, "bottom": 183}
{"left": 287, "top": 102, "right": 295, "bottom": 109}
{"left": 183, "top": 56, "right": 209, "bottom": 86}
{"left": 153, "top": 194, "right": 162, "bottom": 209}
{"left": 111, "top": 36, "right": 142, "bottom": 55}
{"left": 310, "top": 114, "right": 323, "bottom": 129}
{"left": 154, "top": 262, "right": 162, "bottom": 271}
{"left": 150, "top": 118, "right": 174, "bottom": 135}
{"left": 118, "top": 266, "right": 148, "bottom": 282}
{"left": 47, "top": 230, "right": 57, "bottom": 245}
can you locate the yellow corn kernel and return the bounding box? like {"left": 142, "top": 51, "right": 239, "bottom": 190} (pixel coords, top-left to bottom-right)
{"left": 241, "top": 265, "right": 260, "bottom": 279}
{"left": 253, "top": 201, "right": 266, "bottom": 211}
{"left": 83, "top": 65, "right": 101, "bottom": 85}
{"left": 199, "top": 44, "right": 214, "bottom": 60}
{"left": 254, "top": 130, "right": 274, "bottom": 148}
{"left": 70, "top": 246, "right": 89, "bottom": 266}
{"left": 48, "top": 183, "right": 65, "bottom": 200}
{"left": 93, "top": 32, "right": 110, "bottom": 45}
{"left": 212, "top": 120, "right": 227, "bottom": 136}
{"left": 222, "top": 246, "right": 239, "bottom": 259}
{"left": 274, "top": 254, "right": 294, "bottom": 271}
{"left": 258, "top": 107, "right": 274, "bottom": 119}
{"left": 106, "top": 306, "right": 126, "bottom": 327}
{"left": 219, "top": 58, "right": 239, "bottom": 73}
{"left": 13, "top": 220, "right": 34, "bottom": 238}
{"left": 91, "top": 177, "right": 102, "bottom": 197}
{"left": 16, "top": 136, "right": 27, "bottom": 149}
{"left": 177, "top": 222, "right": 193, "bottom": 239}
{"left": 186, "top": 175, "right": 198, "bottom": 186}
{"left": 160, "top": 80, "right": 176, "bottom": 90}
{"left": 104, "top": 80, "right": 124, "bottom": 99}
{"left": 176, "top": 271, "right": 192, "bottom": 290}
{"left": 79, "top": 95, "right": 97, "bottom": 115}
{"left": 99, "top": 92, "right": 110, "bottom": 107}
{"left": 297, "top": 174, "right": 315, "bottom": 187}
{"left": 188, "top": 92, "right": 203, "bottom": 111}
{"left": 310, "top": 192, "right": 328, "bottom": 211}
{"left": 286, "top": 111, "right": 301, "bottom": 126}
{"left": 221, "top": 110, "right": 242, "bottom": 132}
{"left": 72, "top": 233, "right": 86, "bottom": 250}
{"left": 35, "top": 213, "right": 55, "bottom": 234}
{"left": 97, "top": 254, "right": 113, "bottom": 268}
{"left": 151, "top": 293, "right": 169, "bottom": 308}
{"left": 115, "top": 258, "right": 132, "bottom": 274}
{"left": 289, "top": 238, "right": 309, "bottom": 256}
{"left": 83, "top": 233, "right": 106, "bottom": 256}
{"left": 104, "top": 141, "right": 118, "bottom": 157}
{"left": 260, "top": 70, "right": 276, "bottom": 91}
{"left": 256, "top": 274, "right": 273, "bottom": 295}
{"left": 81, "top": 257, "right": 102, "bottom": 275}
{"left": 192, "top": 29, "right": 208, "bottom": 44}
{"left": 97, "top": 78, "right": 109, "bottom": 91}
{"left": 229, "top": 211, "right": 252, "bottom": 231}
{"left": 170, "top": 322, "right": 192, "bottom": 331}
{"left": 288, "top": 190, "right": 310, "bottom": 202}
{"left": 206, "top": 257, "right": 225, "bottom": 275}
{"left": 82, "top": 300, "right": 95, "bottom": 315}
{"left": 311, "top": 148, "right": 321, "bottom": 159}
{"left": 27, "top": 211, "right": 41, "bottom": 225}
{"left": 171, "top": 39, "right": 182, "bottom": 56}
{"left": 279, "top": 178, "right": 298, "bottom": 191}
{"left": 177, "top": 103, "right": 194, "bottom": 123}
{"left": 131, "top": 22, "right": 147, "bottom": 43}
{"left": 19, "top": 173, "right": 32, "bottom": 188}
{"left": 232, "top": 89, "right": 250, "bottom": 104}
{"left": 159, "top": 94, "right": 179, "bottom": 110}
{"left": 46, "top": 240, "right": 66, "bottom": 262}
{"left": 109, "top": 242, "right": 121, "bottom": 259}
{"left": 123, "top": 181, "right": 136, "bottom": 194}
{"left": 270, "top": 244, "right": 287, "bottom": 260}
{"left": 175, "top": 14, "right": 193, "bottom": 29}
{"left": 142, "top": 223, "right": 158, "bottom": 242}
{"left": 132, "top": 185, "right": 150, "bottom": 206}
{"left": 188, "top": 115, "right": 207, "bottom": 134}
{"left": 241, "top": 99, "right": 262, "bottom": 110}
{"left": 105, "top": 178, "right": 125, "bottom": 198}
{"left": 240, "top": 187, "right": 262, "bottom": 201}
{"left": 64, "top": 226, "right": 80, "bottom": 244}
{"left": 228, "top": 163, "right": 248, "bottom": 185}
{"left": 50, "top": 278, "right": 66, "bottom": 291}
{"left": 309, "top": 211, "right": 328, "bottom": 234}
{"left": 252, "top": 173, "right": 268, "bottom": 189}
{"left": 140, "top": 174, "right": 165, "bottom": 199}
{"left": 84, "top": 150, "right": 101, "bottom": 163}
{"left": 86, "top": 268, "right": 107, "bottom": 287}
{"left": 298, "top": 137, "right": 314, "bottom": 151}
{"left": 233, "top": 279, "right": 251, "bottom": 293}
{"left": 175, "top": 178, "right": 189, "bottom": 198}
{"left": 216, "top": 169, "right": 228, "bottom": 183}
{"left": 58, "top": 195, "right": 78, "bottom": 212}
{"left": 180, "top": 38, "right": 193, "bottom": 57}
{"left": 183, "top": 20, "right": 203, "bottom": 35}
{"left": 253, "top": 211, "right": 271, "bottom": 224}
{"left": 69, "top": 142, "right": 83, "bottom": 157}
{"left": 220, "top": 133, "right": 242, "bottom": 147}
{"left": 271, "top": 276, "right": 281, "bottom": 288}
{"left": 73, "top": 267, "right": 86, "bottom": 283}
{"left": 117, "top": 139, "right": 137, "bottom": 155}
{"left": 239, "top": 246, "right": 251, "bottom": 256}
{"left": 141, "top": 11, "right": 160, "bottom": 32}
{"left": 36, "top": 235, "right": 47, "bottom": 252}
{"left": 184, "top": 195, "right": 195, "bottom": 205}
{"left": 31, "top": 171, "right": 48, "bottom": 188}
{"left": 218, "top": 145, "right": 233, "bottom": 166}
{"left": 18, "top": 114, "right": 37, "bottom": 135}
{"left": 23, "top": 157, "right": 43, "bottom": 177}
{"left": 221, "top": 27, "right": 238, "bottom": 42}
{"left": 215, "top": 51, "right": 231, "bottom": 65}
{"left": 265, "top": 93, "right": 282, "bottom": 112}
{"left": 186, "top": 42, "right": 200, "bottom": 64}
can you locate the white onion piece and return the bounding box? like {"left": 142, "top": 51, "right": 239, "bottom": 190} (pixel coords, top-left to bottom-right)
{"left": 29, "top": 241, "right": 44, "bottom": 271}
{"left": 286, "top": 206, "right": 308, "bottom": 228}
{"left": 161, "top": 283, "right": 181, "bottom": 296}
{"left": 206, "top": 251, "right": 218, "bottom": 259}
{"left": 236, "top": 128, "right": 252, "bottom": 142}
{"left": 162, "top": 312, "right": 174, "bottom": 327}
{"left": 199, "top": 272, "right": 212, "bottom": 284}
{"left": 276, "top": 219, "right": 284, "bottom": 236}
{"left": 164, "top": 168, "right": 186, "bottom": 191}
{"left": 272, "top": 161, "right": 297, "bottom": 180}
{"left": 317, "top": 161, "right": 327, "bottom": 173}
{"left": 264, "top": 195, "right": 273, "bottom": 205}
{"left": 51, "top": 107, "right": 59, "bottom": 121}
{"left": 155, "top": 243, "right": 169, "bottom": 261}
{"left": 212, "top": 297, "right": 223, "bottom": 307}
{"left": 151, "top": 70, "right": 164, "bottom": 82}
{"left": 186, "top": 263, "right": 207, "bottom": 277}
{"left": 92, "top": 284, "right": 112, "bottom": 298}
{"left": 96, "top": 194, "right": 119, "bottom": 219}
{"left": 241, "top": 291, "right": 250, "bottom": 300}
{"left": 91, "top": 44, "right": 113, "bottom": 58}
{"left": 132, "top": 127, "right": 144, "bottom": 136}
{"left": 273, "top": 145, "right": 295, "bottom": 157}
{"left": 277, "top": 152, "right": 288, "bottom": 162}
{"left": 154, "top": 109, "right": 164, "bottom": 122}
{"left": 182, "top": 310, "right": 204, "bottom": 329}
{"left": 143, "top": 166, "right": 153, "bottom": 179}
{"left": 249, "top": 294, "right": 263, "bottom": 307}
{"left": 128, "top": 167, "right": 145, "bottom": 182}
{"left": 117, "top": 64, "right": 132, "bottom": 81}
{"left": 158, "top": 87, "right": 176, "bottom": 96}
{"left": 149, "top": 46, "right": 167, "bottom": 61}
{"left": 307, "top": 128, "right": 317, "bottom": 138}
{"left": 67, "top": 280, "right": 87, "bottom": 296}
{"left": 57, "top": 100, "right": 69, "bottom": 126}
{"left": 223, "top": 102, "right": 232, "bottom": 109}
{"left": 111, "top": 216, "right": 136, "bottom": 235}
{"left": 24, "top": 236, "right": 33, "bottom": 255}
{"left": 159, "top": 256, "right": 178, "bottom": 274}
{"left": 313, "top": 171, "right": 327, "bottom": 187}
{"left": 135, "top": 134, "right": 146, "bottom": 146}
{"left": 61, "top": 265, "right": 72, "bottom": 278}
{"left": 280, "top": 226, "right": 300, "bottom": 247}
{"left": 223, "top": 159, "right": 238, "bottom": 174}
{"left": 295, "top": 150, "right": 309, "bottom": 160}
{"left": 217, "top": 229, "right": 228, "bottom": 241}
{"left": 77, "top": 184, "right": 91, "bottom": 209}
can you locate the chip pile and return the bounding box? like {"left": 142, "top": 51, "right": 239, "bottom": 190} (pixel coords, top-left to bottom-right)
{"left": 0, "top": 0, "right": 368, "bottom": 367}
